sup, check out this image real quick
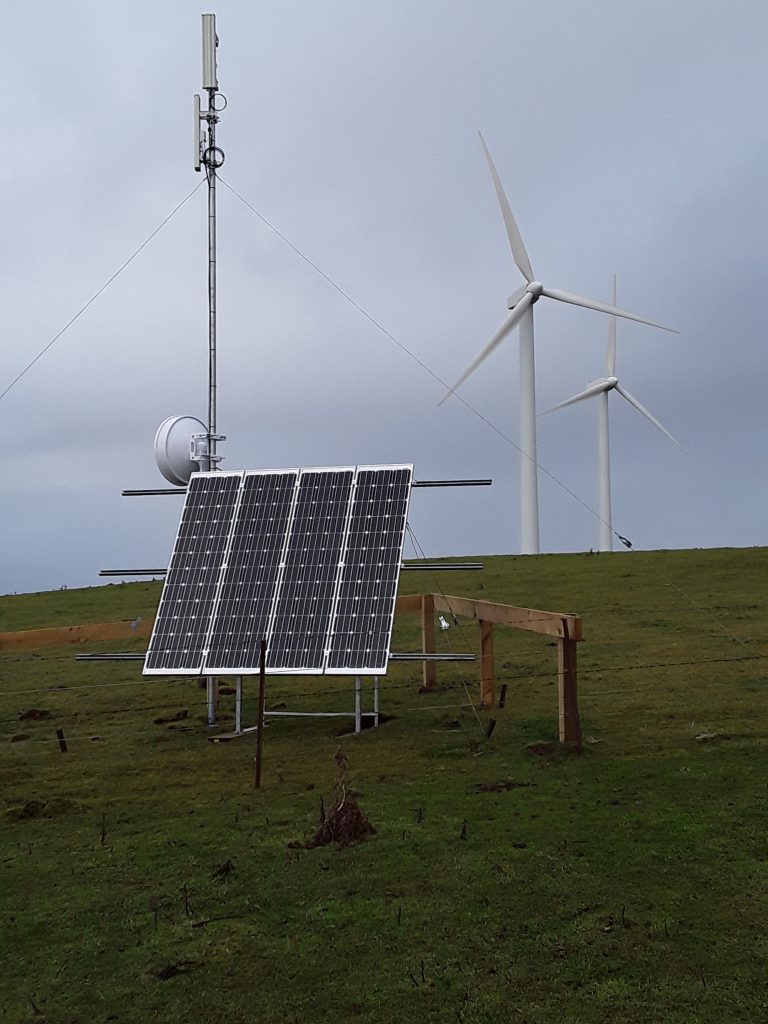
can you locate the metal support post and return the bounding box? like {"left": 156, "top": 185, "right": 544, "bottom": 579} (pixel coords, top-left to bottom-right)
{"left": 207, "top": 677, "right": 217, "bottom": 725}
{"left": 373, "top": 676, "right": 380, "bottom": 728}
{"left": 206, "top": 103, "right": 217, "bottom": 470}
{"left": 255, "top": 640, "right": 266, "bottom": 788}
{"left": 355, "top": 677, "right": 362, "bottom": 734}
{"left": 235, "top": 675, "right": 243, "bottom": 734}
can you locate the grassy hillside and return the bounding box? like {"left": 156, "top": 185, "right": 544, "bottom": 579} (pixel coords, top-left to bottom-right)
{"left": 1, "top": 547, "right": 767, "bottom": 1023}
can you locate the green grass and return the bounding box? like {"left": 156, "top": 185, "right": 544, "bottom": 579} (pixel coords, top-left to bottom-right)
{"left": 1, "top": 547, "right": 767, "bottom": 1023}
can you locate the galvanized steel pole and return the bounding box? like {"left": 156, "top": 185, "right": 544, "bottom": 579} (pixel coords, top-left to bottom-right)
{"left": 206, "top": 92, "right": 217, "bottom": 469}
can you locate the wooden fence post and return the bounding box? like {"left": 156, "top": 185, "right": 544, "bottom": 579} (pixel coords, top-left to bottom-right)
{"left": 479, "top": 619, "right": 495, "bottom": 707}
{"left": 421, "top": 594, "right": 436, "bottom": 690}
{"left": 557, "top": 619, "right": 581, "bottom": 747}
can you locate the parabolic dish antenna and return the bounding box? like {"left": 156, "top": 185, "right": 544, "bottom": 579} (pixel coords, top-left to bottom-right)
{"left": 154, "top": 415, "right": 207, "bottom": 486}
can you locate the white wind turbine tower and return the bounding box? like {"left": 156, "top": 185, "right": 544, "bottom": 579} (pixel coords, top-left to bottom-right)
{"left": 441, "top": 135, "right": 677, "bottom": 555}
{"left": 542, "top": 276, "right": 682, "bottom": 552}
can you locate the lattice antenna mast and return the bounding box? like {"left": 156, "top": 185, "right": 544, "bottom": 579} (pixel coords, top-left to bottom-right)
{"left": 195, "top": 13, "right": 226, "bottom": 471}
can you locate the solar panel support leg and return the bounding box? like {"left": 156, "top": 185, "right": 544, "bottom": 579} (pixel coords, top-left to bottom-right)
{"left": 207, "top": 677, "right": 217, "bottom": 726}
{"left": 255, "top": 641, "right": 266, "bottom": 789}
{"left": 373, "top": 676, "right": 380, "bottom": 728}
{"left": 235, "top": 676, "right": 243, "bottom": 734}
{"left": 355, "top": 677, "right": 362, "bottom": 735}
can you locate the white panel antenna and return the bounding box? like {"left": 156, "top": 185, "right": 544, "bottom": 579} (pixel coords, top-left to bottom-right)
{"left": 194, "top": 94, "right": 202, "bottom": 172}
{"left": 201, "top": 14, "right": 218, "bottom": 91}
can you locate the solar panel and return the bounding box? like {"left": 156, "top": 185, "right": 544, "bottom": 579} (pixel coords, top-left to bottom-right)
{"left": 144, "top": 472, "right": 242, "bottom": 674}
{"left": 143, "top": 464, "right": 412, "bottom": 677}
{"left": 268, "top": 468, "right": 354, "bottom": 673}
{"left": 205, "top": 470, "right": 297, "bottom": 672}
{"left": 328, "top": 466, "right": 413, "bottom": 673}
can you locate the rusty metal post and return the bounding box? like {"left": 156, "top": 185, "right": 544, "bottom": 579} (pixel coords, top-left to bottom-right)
{"left": 255, "top": 640, "right": 266, "bottom": 788}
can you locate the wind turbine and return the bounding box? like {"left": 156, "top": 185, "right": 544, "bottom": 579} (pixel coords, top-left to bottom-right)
{"left": 542, "top": 276, "right": 682, "bottom": 552}
{"left": 441, "top": 135, "right": 677, "bottom": 555}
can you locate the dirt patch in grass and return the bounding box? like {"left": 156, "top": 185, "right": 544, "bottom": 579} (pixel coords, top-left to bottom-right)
{"left": 17, "top": 708, "right": 51, "bottom": 721}
{"left": 5, "top": 797, "right": 82, "bottom": 822}
{"left": 335, "top": 713, "right": 394, "bottom": 736}
{"left": 153, "top": 709, "right": 189, "bottom": 725}
{"left": 526, "top": 741, "right": 582, "bottom": 759}
{"left": 153, "top": 960, "right": 198, "bottom": 981}
{"left": 474, "top": 780, "right": 536, "bottom": 792}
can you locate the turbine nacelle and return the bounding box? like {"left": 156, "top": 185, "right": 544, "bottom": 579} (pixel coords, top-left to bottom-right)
{"left": 585, "top": 376, "right": 619, "bottom": 392}
{"left": 505, "top": 281, "right": 544, "bottom": 310}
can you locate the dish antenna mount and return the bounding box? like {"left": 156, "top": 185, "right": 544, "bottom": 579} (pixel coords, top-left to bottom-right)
{"left": 154, "top": 415, "right": 208, "bottom": 485}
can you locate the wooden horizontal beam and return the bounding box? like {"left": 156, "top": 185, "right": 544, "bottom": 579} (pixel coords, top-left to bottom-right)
{"left": 431, "top": 594, "right": 582, "bottom": 641}
{"left": 0, "top": 619, "right": 153, "bottom": 652}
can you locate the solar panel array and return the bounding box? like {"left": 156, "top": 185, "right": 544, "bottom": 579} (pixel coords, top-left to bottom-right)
{"left": 144, "top": 465, "right": 413, "bottom": 677}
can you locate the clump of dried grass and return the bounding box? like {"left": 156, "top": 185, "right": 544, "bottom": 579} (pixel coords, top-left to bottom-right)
{"left": 304, "top": 750, "right": 376, "bottom": 849}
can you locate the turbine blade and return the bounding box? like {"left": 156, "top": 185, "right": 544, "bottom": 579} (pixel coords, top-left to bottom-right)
{"left": 607, "top": 274, "right": 617, "bottom": 375}
{"left": 540, "top": 380, "right": 611, "bottom": 415}
{"left": 479, "top": 133, "right": 534, "bottom": 284}
{"left": 616, "top": 385, "right": 683, "bottom": 448}
{"left": 439, "top": 293, "right": 533, "bottom": 405}
{"left": 507, "top": 282, "right": 528, "bottom": 310}
{"left": 541, "top": 286, "right": 678, "bottom": 333}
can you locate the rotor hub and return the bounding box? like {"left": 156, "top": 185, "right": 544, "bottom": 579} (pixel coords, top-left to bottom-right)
{"left": 526, "top": 281, "right": 544, "bottom": 301}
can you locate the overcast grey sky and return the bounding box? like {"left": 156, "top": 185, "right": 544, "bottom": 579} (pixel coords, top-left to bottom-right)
{"left": 2, "top": 0, "right": 766, "bottom": 596}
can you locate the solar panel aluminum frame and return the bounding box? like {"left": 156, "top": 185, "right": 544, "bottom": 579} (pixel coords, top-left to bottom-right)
{"left": 143, "top": 470, "right": 244, "bottom": 676}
